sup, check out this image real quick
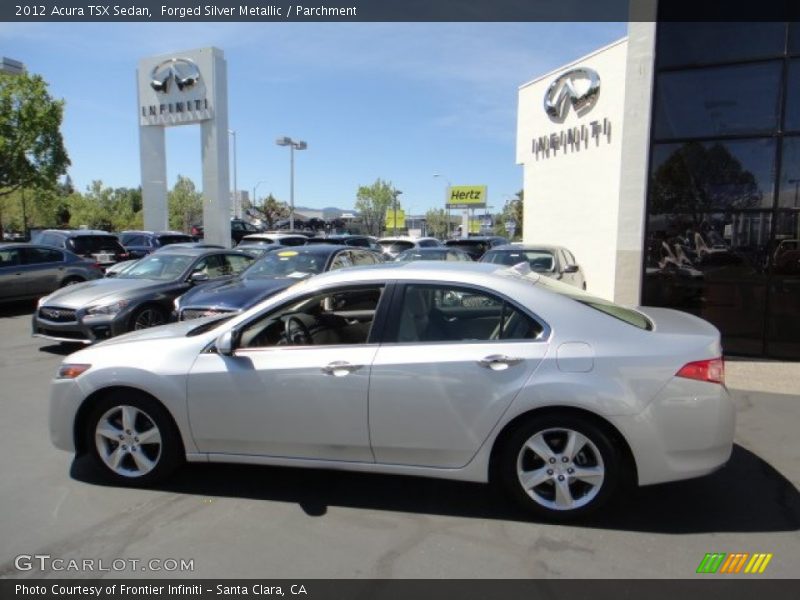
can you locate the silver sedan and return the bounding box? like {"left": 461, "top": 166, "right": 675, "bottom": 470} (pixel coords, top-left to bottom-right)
{"left": 48, "top": 262, "right": 734, "bottom": 520}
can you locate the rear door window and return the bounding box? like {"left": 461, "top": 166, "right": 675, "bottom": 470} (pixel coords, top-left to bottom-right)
{"left": 22, "top": 247, "right": 63, "bottom": 264}
{"left": 391, "top": 284, "right": 543, "bottom": 343}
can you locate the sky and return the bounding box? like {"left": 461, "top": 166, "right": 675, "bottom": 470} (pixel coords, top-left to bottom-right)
{"left": 2, "top": 21, "right": 626, "bottom": 215}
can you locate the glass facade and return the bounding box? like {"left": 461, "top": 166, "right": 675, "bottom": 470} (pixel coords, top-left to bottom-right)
{"left": 644, "top": 22, "right": 800, "bottom": 358}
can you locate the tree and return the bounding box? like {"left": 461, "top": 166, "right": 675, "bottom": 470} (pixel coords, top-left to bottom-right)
{"left": 251, "top": 193, "right": 289, "bottom": 230}
{"left": 168, "top": 176, "right": 202, "bottom": 233}
{"left": 495, "top": 190, "right": 523, "bottom": 240}
{"left": 0, "top": 72, "right": 69, "bottom": 198}
{"left": 650, "top": 142, "right": 760, "bottom": 221}
{"left": 354, "top": 178, "right": 397, "bottom": 236}
{"left": 425, "top": 208, "right": 449, "bottom": 239}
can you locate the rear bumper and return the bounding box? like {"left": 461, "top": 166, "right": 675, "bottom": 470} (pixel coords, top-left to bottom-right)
{"left": 610, "top": 377, "right": 735, "bottom": 486}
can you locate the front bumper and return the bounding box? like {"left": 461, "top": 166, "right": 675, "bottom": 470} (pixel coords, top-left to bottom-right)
{"left": 32, "top": 308, "right": 131, "bottom": 344}
{"left": 49, "top": 377, "right": 86, "bottom": 452}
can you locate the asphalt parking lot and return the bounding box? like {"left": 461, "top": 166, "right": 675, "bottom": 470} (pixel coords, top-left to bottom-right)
{"left": 0, "top": 300, "right": 798, "bottom": 579}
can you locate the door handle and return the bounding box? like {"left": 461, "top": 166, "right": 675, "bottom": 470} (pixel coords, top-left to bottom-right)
{"left": 321, "top": 361, "right": 363, "bottom": 377}
{"left": 478, "top": 354, "right": 523, "bottom": 371}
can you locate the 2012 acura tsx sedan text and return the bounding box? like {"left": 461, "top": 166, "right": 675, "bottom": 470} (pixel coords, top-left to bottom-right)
{"left": 48, "top": 262, "right": 734, "bottom": 519}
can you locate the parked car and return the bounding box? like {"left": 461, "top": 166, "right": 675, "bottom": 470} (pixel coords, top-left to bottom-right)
{"left": 231, "top": 219, "right": 262, "bottom": 243}
{"left": 305, "top": 234, "right": 380, "bottom": 250}
{"left": 236, "top": 233, "right": 308, "bottom": 249}
{"left": 481, "top": 244, "right": 586, "bottom": 289}
{"left": 32, "top": 247, "right": 255, "bottom": 344}
{"left": 175, "top": 244, "right": 384, "bottom": 321}
{"left": 394, "top": 247, "right": 473, "bottom": 262}
{"left": 444, "top": 236, "right": 509, "bottom": 260}
{"left": 118, "top": 231, "right": 196, "bottom": 259}
{"left": 32, "top": 230, "right": 129, "bottom": 268}
{"left": 191, "top": 221, "right": 262, "bottom": 243}
{"left": 377, "top": 236, "right": 442, "bottom": 259}
{"left": 49, "top": 261, "right": 733, "bottom": 520}
{"left": 0, "top": 243, "right": 104, "bottom": 303}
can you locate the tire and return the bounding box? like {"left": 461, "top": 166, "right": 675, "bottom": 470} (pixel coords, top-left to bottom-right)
{"left": 129, "top": 304, "right": 168, "bottom": 331}
{"left": 60, "top": 276, "right": 84, "bottom": 287}
{"left": 84, "top": 391, "right": 183, "bottom": 486}
{"left": 498, "top": 413, "right": 622, "bottom": 520}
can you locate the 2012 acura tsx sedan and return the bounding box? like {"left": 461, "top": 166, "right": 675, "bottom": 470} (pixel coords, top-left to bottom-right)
{"left": 48, "top": 262, "right": 734, "bottom": 520}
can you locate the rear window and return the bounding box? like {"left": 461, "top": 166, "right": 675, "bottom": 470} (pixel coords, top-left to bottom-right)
{"left": 519, "top": 271, "right": 653, "bottom": 331}
{"left": 484, "top": 250, "right": 555, "bottom": 271}
{"left": 379, "top": 241, "right": 414, "bottom": 253}
{"left": 68, "top": 236, "right": 124, "bottom": 255}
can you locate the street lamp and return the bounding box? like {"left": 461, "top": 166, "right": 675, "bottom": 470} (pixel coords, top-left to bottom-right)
{"left": 392, "top": 189, "right": 403, "bottom": 236}
{"left": 228, "top": 129, "right": 238, "bottom": 218}
{"left": 276, "top": 136, "right": 307, "bottom": 230}
{"left": 433, "top": 173, "right": 451, "bottom": 238}
{"left": 252, "top": 180, "right": 268, "bottom": 206}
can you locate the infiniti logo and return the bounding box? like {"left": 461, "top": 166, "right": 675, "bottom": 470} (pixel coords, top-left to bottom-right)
{"left": 150, "top": 58, "right": 201, "bottom": 94}
{"left": 543, "top": 67, "right": 600, "bottom": 121}
{"left": 41, "top": 308, "right": 63, "bottom": 319}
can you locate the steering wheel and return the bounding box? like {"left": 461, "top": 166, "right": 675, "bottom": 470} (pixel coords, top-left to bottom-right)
{"left": 284, "top": 316, "right": 313, "bottom": 346}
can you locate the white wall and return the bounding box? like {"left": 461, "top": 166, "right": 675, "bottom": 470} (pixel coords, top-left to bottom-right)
{"left": 517, "top": 39, "right": 628, "bottom": 300}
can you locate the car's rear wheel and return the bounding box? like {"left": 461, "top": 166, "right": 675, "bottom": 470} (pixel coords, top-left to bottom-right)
{"left": 498, "top": 414, "right": 621, "bottom": 520}
{"left": 130, "top": 305, "right": 167, "bottom": 331}
{"left": 85, "top": 392, "right": 183, "bottom": 485}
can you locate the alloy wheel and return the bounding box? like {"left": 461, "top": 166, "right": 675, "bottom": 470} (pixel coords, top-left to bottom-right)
{"left": 515, "top": 427, "right": 605, "bottom": 511}
{"left": 94, "top": 405, "right": 162, "bottom": 478}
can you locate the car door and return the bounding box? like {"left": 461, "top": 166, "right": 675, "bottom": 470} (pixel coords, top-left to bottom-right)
{"left": 0, "top": 248, "right": 24, "bottom": 300}
{"left": 186, "top": 283, "right": 389, "bottom": 460}
{"left": 20, "top": 247, "right": 64, "bottom": 295}
{"left": 368, "top": 282, "right": 548, "bottom": 468}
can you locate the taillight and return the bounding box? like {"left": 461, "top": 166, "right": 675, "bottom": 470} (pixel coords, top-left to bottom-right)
{"left": 676, "top": 357, "right": 725, "bottom": 385}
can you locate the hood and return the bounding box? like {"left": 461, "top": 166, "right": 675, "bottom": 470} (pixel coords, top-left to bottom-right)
{"left": 41, "top": 278, "right": 174, "bottom": 309}
{"left": 93, "top": 315, "right": 229, "bottom": 347}
{"left": 178, "top": 277, "right": 297, "bottom": 311}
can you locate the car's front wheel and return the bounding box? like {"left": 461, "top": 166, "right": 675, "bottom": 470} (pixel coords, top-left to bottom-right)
{"left": 498, "top": 414, "right": 622, "bottom": 520}
{"left": 85, "top": 392, "right": 183, "bottom": 485}
{"left": 130, "top": 305, "right": 167, "bottom": 331}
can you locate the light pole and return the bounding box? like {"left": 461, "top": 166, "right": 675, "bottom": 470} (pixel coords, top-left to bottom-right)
{"left": 228, "top": 129, "right": 238, "bottom": 218}
{"left": 433, "top": 173, "right": 451, "bottom": 238}
{"left": 252, "top": 180, "right": 268, "bottom": 207}
{"left": 276, "top": 136, "right": 307, "bottom": 231}
{"left": 392, "top": 190, "right": 403, "bottom": 236}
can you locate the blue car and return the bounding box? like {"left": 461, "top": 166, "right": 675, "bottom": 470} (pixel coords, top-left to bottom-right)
{"left": 174, "top": 244, "right": 384, "bottom": 321}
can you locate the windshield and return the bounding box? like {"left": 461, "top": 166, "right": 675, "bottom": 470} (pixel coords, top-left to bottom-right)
{"left": 244, "top": 250, "right": 325, "bottom": 280}
{"left": 484, "top": 250, "right": 555, "bottom": 271}
{"left": 118, "top": 253, "right": 194, "bottom": 281}
{"left": 379, "top": 241, "right": 414, "bottom": 253}
{"left": 157, "top": 235, "right": 194, "bottom": 246}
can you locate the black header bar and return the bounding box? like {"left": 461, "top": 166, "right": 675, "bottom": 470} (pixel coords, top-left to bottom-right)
{"left": 2, "top": 0, "right": 800, "bottom": 23}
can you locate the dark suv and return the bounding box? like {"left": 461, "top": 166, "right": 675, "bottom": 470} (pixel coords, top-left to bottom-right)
{"left": 444, "top": 236, "right": 509, "bottom": 260}
{"left": 119, "top": 230, "right": 196, "bottom": 259}
{"left": 32, "top": 230, "right": 129, "bottom": 268}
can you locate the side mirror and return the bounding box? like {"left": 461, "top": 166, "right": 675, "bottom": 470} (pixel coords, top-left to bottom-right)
{"left": 216, "top": 329, "right": 237, "bottom": 356}
{"left": 564, "top": 264, "right": 579, "bottom": 273}
{"left": 190, "top": 271, "right": 210, "bottom": 283}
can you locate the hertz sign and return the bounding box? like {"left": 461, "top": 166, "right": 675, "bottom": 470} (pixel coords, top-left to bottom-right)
{"left": 447, "top": 185, "right": 487, "bottom": 209}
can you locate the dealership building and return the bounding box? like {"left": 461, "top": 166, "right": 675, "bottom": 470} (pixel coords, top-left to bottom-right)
{"left": 518, "top": 21, "right": 800, "bottom": 359}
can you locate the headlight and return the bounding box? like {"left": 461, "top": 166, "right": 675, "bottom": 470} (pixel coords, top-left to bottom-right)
{"left": 173, "top": 297, "right": 181, "bottom": 311}
{"left": 57, "top": 364, "right": 91, "bottom": 379}
{"left": 86, "top": 300, "right": 130, "bottom": 316}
